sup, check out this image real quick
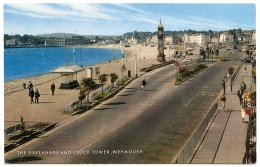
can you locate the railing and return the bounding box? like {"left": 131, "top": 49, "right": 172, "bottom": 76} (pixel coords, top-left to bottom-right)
{"left": 243, "top": 106, "right": 256, "bottom": 164}
{"left": 171, "top": 99, "right": 219, "bottom": 163}
{"left": 4, "top": 73, "right": 60, "bottom": 95}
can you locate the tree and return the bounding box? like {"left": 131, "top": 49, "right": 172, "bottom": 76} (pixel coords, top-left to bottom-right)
{"left": 80, "top": 78, "right": 97, "bottom": 103}
{"left": 228, "top": 67, "right": 234, "bottom": 75}
{"left": 20, "top": 116, "right": 26, "bottom": 134}
{"left": 99, "top": 74, "right": 108, "bottom": 94}
{"left": 78, "top": 90, "right": 86, "bottom": 104}
{"left": 216, "top": 49, "right": 219, "bottom": 56}
{"left": 109, "top": 73, "right": 118, "bottom": 87}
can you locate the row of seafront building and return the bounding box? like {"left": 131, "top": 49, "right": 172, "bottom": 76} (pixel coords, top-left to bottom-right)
{"left": 5, "top": 29, "right": 256, "bottom": 48}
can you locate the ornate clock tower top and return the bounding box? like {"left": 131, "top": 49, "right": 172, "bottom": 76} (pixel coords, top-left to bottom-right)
{"left": 158, "top": 18, "right": 164, "bottom": 29}
{"left": 157, "top": 18, "right": 166, "bottom": 62}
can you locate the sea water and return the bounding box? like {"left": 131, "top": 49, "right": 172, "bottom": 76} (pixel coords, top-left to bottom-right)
{"left": 4, "top": 47, "right": 123, "bottom": 82}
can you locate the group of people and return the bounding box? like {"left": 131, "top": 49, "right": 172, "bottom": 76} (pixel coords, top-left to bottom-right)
{"left": 28, "top": 81, "right": 56, "bottom": 104}
{"left": 220, "top": 66, "right": 248, "bottom": 112}
{"left": 28, "top": 81, "right": 40, "bottom": 104}
{"left": 237, "top": 81, "right": 247, "bottom": 107}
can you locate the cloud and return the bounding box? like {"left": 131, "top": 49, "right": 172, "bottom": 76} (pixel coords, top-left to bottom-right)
{"left": 4, "top": 3, "right": 255, "bottom": 35}
{"left": 5, "top": 4, "right": 63, "bottom": 18}
{"left": 4, "top": 3, "right": 122, "bottom": 22}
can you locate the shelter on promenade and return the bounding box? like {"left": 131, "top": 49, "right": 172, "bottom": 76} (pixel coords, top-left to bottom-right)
{"left": 51, "top": 63, "right": 84, "bottom": 89}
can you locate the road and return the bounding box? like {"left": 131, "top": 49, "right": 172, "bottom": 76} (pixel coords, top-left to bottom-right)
{"left": 5, "top": 48, "right": 245, "bottom": 164}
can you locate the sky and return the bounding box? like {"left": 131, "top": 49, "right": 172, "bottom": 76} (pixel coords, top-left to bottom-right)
{"left": 2, "top": 0, "right": 257, "bottom": 36}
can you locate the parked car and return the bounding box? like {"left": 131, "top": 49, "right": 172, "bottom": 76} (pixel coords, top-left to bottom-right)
{"left": 221, "top": 57, "right": 227, "bottom": 61}
{"left": 178, "top": 66, "right": 187, "bottom": 73}
{"left": 240, "top": 57, "right": 251, "bottom": 63}
{"left": 181, "top": 58, "right": 192, "bottom": 62}
{"left": 174, "top": 54, "right": 181, "bottom": 58}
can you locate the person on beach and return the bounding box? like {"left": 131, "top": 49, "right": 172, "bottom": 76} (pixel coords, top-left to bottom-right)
{"left": 220, "top": 94, "right": 226, "bottom": 112}
{"left": 141, "top": 79, "right": 147, "bottom": 90}
{"left": 28, "top": 81, "right": 33, "bottom": 96}
{"left": 51, "top": 82, "right": 56, "bottom": 95}
{"left": 34, "top": 88, "right": 40, "bottom": 104}
{"left": 30, "top": 88, "right": 35, "bottom": 104}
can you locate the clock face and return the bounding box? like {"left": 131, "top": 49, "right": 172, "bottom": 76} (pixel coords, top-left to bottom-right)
{"left": 159, "top": 47, "right": 163, "bottom": 53}
{"left": 158, "top": 30, "right": 163, "bottom": 35}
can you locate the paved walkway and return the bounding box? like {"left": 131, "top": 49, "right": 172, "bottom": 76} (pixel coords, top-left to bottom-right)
{"left": 191, "top": 62, "right": 253, "bottom": 164}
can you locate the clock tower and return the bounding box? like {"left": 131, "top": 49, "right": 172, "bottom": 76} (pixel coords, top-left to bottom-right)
{"left": 157, "top": 19, "right": 166, "bottom": 62}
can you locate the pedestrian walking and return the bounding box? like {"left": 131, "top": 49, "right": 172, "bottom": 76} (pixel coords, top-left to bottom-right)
{"left": 220, "top": 94, "right": 226, "bottom": 112}
{"left": 28, "top": 81, "right": 33, "bottom": 96}
{"left": 30, "top": 88, "right": 35, "bottom": 104}
{"left": 241, "top": 81, "right": 247, "bottom": 92}
{"left": 141, "top": 79, "right": 147, "bottom": 90}
{"left": 34, "top": 88, "right": 40, "bottom": 104}
{"left": 242, "top": 93, "right": 247, "bottom": 108}
{"left": 222, "top": 79, "right": 226, "bottom": 94}
{"left": 237, "top": 88, "right": 244, "bottom": 106}
{"left": 244, "top": 67, "right": 247, "bottom": 77}
{"left": 51, "top": 82, "right": 56, "bottom": 95}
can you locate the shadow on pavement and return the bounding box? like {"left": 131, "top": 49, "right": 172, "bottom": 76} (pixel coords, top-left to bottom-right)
{"left": 5, "top": 156, "right": 42, "bottom": 163}
{"left": 142, "top": 90, "right": 158, "bottom": 91}
{"left": 118, "top": 94, "right": 134, "bottom": 96}
{"left": 105, "top": 102, "right": 126, "bottom": 105}
{"left": 94, "top": 107, "right": 114, "bottom": 111}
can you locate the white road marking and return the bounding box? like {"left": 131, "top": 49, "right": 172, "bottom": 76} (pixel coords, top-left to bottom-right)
{"left": 109, "top": 122, "right": 124, "bottom": 132}
{"left": 79, "top": 138, "right": 101, "bottom": 151}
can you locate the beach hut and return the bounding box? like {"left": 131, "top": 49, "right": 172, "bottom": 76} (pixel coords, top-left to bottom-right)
{"left": 51, "top": 64, "right": 85, "bottom": 89}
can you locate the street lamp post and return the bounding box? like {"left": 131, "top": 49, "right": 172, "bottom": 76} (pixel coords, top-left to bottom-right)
{"left": 80, "top": 48, "right": 82, "bottom": 67}
{"left": 135, "top": 56, "right": 137, "bottom": 78}
{"left": 63, "top": 33, "right": 69, "bottom": 65}
{"left": 121, "top": 41, "right": 124, "bottom": 66}
{"left": 212, "top": 47, "right": 213, "bottom": 62}
{"left": 135, "top": 39, "right": 137, "bottom": 78}
{"left": 168, "top": 44, "right": 171, "bottom": 61}
{"left": 140, "top": 45, "right": 141, "bottom": 60}
{"left": 121, "top": 41, "right": 127, "bottom": 81}
{"left": 121, "top": 65, "right": 126, "bottom": 81}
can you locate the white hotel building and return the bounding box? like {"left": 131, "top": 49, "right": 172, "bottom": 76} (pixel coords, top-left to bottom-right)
{"left": 219, "top": 32, "right": 233, "bottom": 44}
{"left": 183, "top": 33, "right": 210, "bottom": 46}
{"left": 164, "top": 36, "right": 173, "bottom": 45}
